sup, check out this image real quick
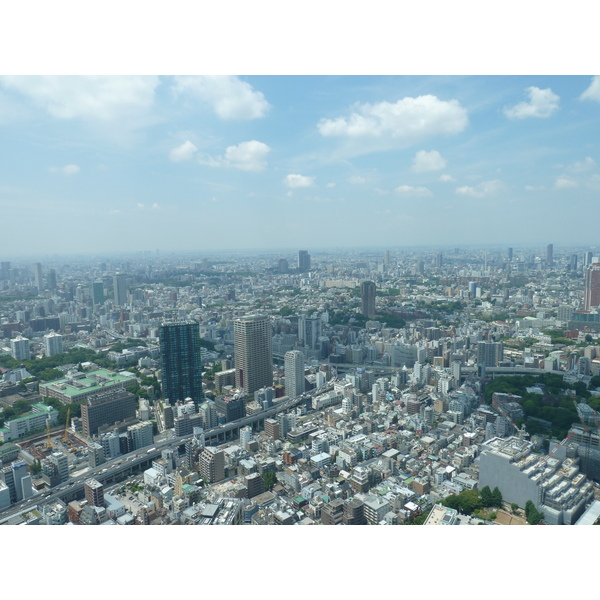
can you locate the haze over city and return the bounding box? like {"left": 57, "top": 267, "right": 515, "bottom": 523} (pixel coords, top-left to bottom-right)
{"left": 1, "top": 75, "right": 600, "bottom": 258}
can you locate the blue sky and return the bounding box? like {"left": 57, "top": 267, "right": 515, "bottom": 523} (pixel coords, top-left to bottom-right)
{"left": 1, "top": 75, "right": 599, "bottom": 257}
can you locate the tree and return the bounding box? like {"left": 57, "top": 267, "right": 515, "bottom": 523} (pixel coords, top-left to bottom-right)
{"left": 480, "top": 485, "right": 493, "bottom": 507}
{"left": 29, "top": 459, "right": 42, "bottom": 475}
{"left": 585, "top": 334, "right": 593, "bottom": 343}
{"left": 262, "top": 471, "right": 277, "bottom": 491}
{"left": 491, "top": 486, "right": 503, "bottom": 507}
{"left": 511, "top": 503, "right": 519, "bottom": 513}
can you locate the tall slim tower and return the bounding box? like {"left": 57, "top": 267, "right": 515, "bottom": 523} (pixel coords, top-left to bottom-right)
{"left": 113, "top": 273, "right": 127, "bottom": 306}
{"left": 584, "top": 264, "right": 600, "bottom": 311}
{"left": 47, "top": 269, "right": 57, "bottom": 291}
{"left": 159, "top": 322, "right": 203, "bottom": 404}
{"left": 360, "top": 281, "right": 376, "bottom": 318}
{"left": 93, "top": 281, "right": 105, "bottom": 305}
{"left": 234, "top": 315, "right": 272, "bottom": 395}
{"left": 33, "top": 262, "right": 43, "bottom": 292}
{"left": 546, "top": 244, "right": 554, "bottom": 266}
{"left": 298, "top": 250, "right": 311, "bottom": 273}
{"left": 284, "top": 350, "right": 305, "bottom": 398}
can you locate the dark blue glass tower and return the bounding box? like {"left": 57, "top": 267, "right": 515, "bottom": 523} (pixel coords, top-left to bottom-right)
{"left": 159, "top": 322, "right": 203, "bottom": 404}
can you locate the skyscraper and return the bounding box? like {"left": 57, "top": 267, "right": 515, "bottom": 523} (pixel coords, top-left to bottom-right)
{"left": 584, "top": 264, "right": 600, "bottom": 311}
{"left": 546, "top": 243, "right": 554, "bottom": 266}
{"left": 47, "top": 269, "right": 57, "bottom": 291}
{"left": 284, "top": 350, "right": 305, "bottom": 398}
{"left": 33, "top": 262, "right": 43, "bottom": 292}
{"left": 507, "top": 247, "right": 513, "bottom": 261}
{"left": 298, "top": 250, "right": 311, "bottom": 273}
{"left": 360, "top": 281, "right": 376, "bottom": 318}
{"left": 298, "top": 315, "right": 321, "bottom": 350}
{"left": 159, "top": 322, "right": 203, "bottom": 404}
{"left": 113, "top": 273, "right": 127, "bottom": 306}
{"left": 234, "top": 314, "right": 272, "bottom": 395}
{"left": 93, "top": 281, "right": 105, "bottom": 305}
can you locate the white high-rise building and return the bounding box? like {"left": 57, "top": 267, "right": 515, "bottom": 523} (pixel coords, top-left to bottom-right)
{"left": 284, "top": 350, "right": 305, "bottom": 398}
{"left": 10, "top": 336, "right": 31, "bottom": 361}
{"left": 240, "top": 426, "right": 253, "bottom": 447}
{"left": 44, "top": 331, "right": 64, "bottom": 356}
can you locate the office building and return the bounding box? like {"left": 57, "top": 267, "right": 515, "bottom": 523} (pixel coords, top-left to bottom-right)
{"left": 47, "top": 268, "right": 57, "bottom": 291}
{"left": 87, "top": 443, "right": 105, "bottom": 468}
{"left": 1, "top": 460, "right": 30, "bottom": 504}
{"left": 127, "top": 421, "right": 153, "bottom": 451}
{"left": 44, "top": 331, "right": 64, "bottom": 356}
{"left": 477, "top": 341, "right": 504, "bottom": 368}
{"left": 570, "top": 253, "right": 578, "bottom": 271}
{"left": 159, "top": 321, "right": 203, "bottom": 404}
{"left": 113, "top": 273, "right": 127, "bottom": 306}
{"left": 174, "top": 412, "right": 203, "bottom": 437}
{"left": 360, "top": 281, "right": 376, "bottom": 318}
{"left": 0, "top": 262, "right": 9, "bottom": 280}
{"left": 81, "top": 388, "right": 137, "bottom": 437}
{"left": 507, "top": 247, "right": 513, "bottom": 261}
{"left": 240, "top": 426, "right": 253, "bottom": 448}
{"left": 33, "top": 262, "right": 43, "bottom": 292}
{"left": 198, "top": 400, "right": 218, "bottom": 429}
{"left": 215, "top": 395, "right": 246, "bottom": 422}
{"left": 435, "top": 252, "right": 443, "bottom": 268}
{"left": 298, "top": 315, "right": 321, "bottom": 350}
{"left": 298, "top": 250, "right": 311, "bottom": 273}
{"left": 84, "top": 478, "right": 105, "bottom": 508}
{"left": 479, "top": 436, "right": 594, "bottom": 525}
{"left": 245, "top": 472, "right": 265, "bottom": 499}
{"left": 264, "top": 418, "right": 280, "bottom": 440}
{"left": 0, "top": 403, "right": 60, "bottom": 443}
{"left": 10, "top": 335, "right": 30, "bottom": 361}
{"left": 199, "top": 446, "right": 225, "bottom": 484}
{"left": 285, "top": 350, "right": 305, "bottom": 398}
{"left": 546, "top": 243, "right": 553, "bottom": 266}
{"left": 92, "top": 281, "right": 105, "bottom": 306}
{"left": 234, "top": 315, "right": 272, "bottom": 395}
{"left": 48, "top": 451, "right": 69, "bottom": 483}
{"left": 584, "top": 264, "right": 600, "bottom": 311}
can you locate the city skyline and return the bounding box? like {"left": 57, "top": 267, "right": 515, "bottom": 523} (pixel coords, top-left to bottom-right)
{"left": 1, "top": 75, "right": 600, "bottom": 257}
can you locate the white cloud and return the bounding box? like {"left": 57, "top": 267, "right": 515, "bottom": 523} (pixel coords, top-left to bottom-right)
{"left": 580, "top": 76, "right": 600, "bottom": 102}
{"left": 504, "top": 86, "right": 559, "bottom": 119}
{"left": 284, "top": 174, "right": 315, "bottom": 188}
{"left": 394, "top": 185, "right": 432, "bottom": 197}
{"left": 326, "top": 182, "right": 336, "bottom": 188}
{"left": 224, "top": 140, "right": 270, "bottom": 171}
{"left": 554, "top": 177, "right": 578, "bottom": 189}
{"left": 137, "top": 203, "right": 145, "bottom": 209}
{"left": 318, "top": 95, "right": 468, "bottom": 144}
{"left": 412, "top": 150, "right": 446, "bottom": 172}
{"left": 169, "top": 140, "right": 197, "bottom": 162}
{"left": 455, "top": 180, "right": 504, "bottom": 198}
{"left": 348, "top": 175, "right": 367, "bottom": 184}
{"left": 49, "top": 164, "right": 80, "bottom": 175}
{"left": 0, "top": 76, "right": 159, "bottom": 121}
{"left": 439, "top": 174, "right": 455, "bottom": 183}
{"left": 200, "top": 140, "right": 271, "bottom": 172}
{"left": 173, "top": 75, "right": 270, "bottom": 120}
{"left": 525, "top": 185, "right": 545, "bottom": 191}
{"left": 567, "top": 157, "right": 596, "bottom": 173}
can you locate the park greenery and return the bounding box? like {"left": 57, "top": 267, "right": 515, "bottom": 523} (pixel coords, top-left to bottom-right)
{"left": 441, "top": 486, "right": 503, "bottom": 516}
{"left": 484, "top": 372, "right": 600, "bottom": 439}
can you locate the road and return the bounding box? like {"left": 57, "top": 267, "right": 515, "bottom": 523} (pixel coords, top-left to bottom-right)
{"left": 0, "top": 381, "right": 336, "bottom": 523}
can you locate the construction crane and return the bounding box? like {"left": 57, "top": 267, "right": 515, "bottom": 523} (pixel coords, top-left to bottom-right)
{"left": 45, "top": 420, "right": 52, "bottom": 450}
{"left": 491, "top": 399, "right": 527, "bottom": 439}
{"left": 62, "top": 407, "right": 71, "bottom": 444}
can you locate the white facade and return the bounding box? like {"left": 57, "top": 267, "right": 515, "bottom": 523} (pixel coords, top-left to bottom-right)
{"left": 44, "top": 331, "right": 64, "bottom": 356}
{"left": 10, "top": 336, "right": 31, "bottom": 361}
{"left": 284, "top": 350, "right": 305, "bottom": 398}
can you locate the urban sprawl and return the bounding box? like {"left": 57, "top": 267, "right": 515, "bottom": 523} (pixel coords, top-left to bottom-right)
{"left": 1, "top": 245, "right": 600, "bottom": 526}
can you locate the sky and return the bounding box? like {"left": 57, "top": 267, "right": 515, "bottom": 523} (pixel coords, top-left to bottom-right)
{"left": 1, "top": 74, "right": 599, "bottom": 257}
